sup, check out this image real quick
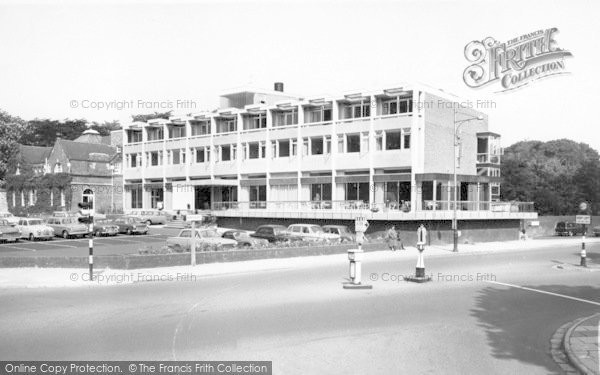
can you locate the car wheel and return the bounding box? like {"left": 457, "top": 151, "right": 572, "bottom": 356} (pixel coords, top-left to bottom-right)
{"left": 28, "top": 233, "right": 35, "bottom": 241}
{"left": 126, "top": 229, "right": 132, "bottom": 235}
{"left": 173, "top": 244, "right": 182, "bottom": 253}
{"left": 146, "top": 220, "right": 152, "bottom": 226}
{"left": 62, "top": 230, "right": 69, "bottom": 239}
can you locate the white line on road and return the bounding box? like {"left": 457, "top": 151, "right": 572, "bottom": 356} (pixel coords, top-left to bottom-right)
{"left": 486, "top": 280, "right": 600, "bottom": 307}
{"left": 34, "top": 242, "right": 78, "bottom": 248}
{"left": 0, "top": 244, "right": 36, "bottom": 251}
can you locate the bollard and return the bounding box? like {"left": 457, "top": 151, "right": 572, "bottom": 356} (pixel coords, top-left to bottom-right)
{"left": 405, "top": 225, "right": 432, "bottom": 283}
{"left": 343, "top": 221, "right": 372, "bottom": 290}
{"left": 581, "top": 236, "right": 587, "bottom": 267}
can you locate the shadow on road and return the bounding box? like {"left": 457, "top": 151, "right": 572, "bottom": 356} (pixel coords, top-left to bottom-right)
{"left": 470, "top": 284, "right": 600, "bottom": 374}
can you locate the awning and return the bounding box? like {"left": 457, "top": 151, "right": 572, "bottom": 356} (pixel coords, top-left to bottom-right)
{"left": 269, "top": 177, "right": 298, "bottom": 186}
{"left": 335, "top": 175, "right": 370, "bottom": 183}
{"left": 373, "top": 173, "right": 411, "bottom": 182}
{"left": 240, "top": 179, "right": 267, "bottom": 187}
{"left": 300, "top": 176, "right": 332, "bottom": 184}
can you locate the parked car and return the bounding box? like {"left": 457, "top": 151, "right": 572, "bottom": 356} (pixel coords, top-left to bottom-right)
{"left": 0, "top": 219, "right": 21, "bottom": 242}
{"left": 250, "top": 225, "right": 302, "bottom": 243}
{"left": 322, "top": 225, "right": 354, "bottom": 243}
{"left": 554, "top": 221, "right": 587, "bottom": 236}
{"left": 592, "top": 225, "right": 600, "bottom": 237}
{"left": 52, "top": 211, "right": 77, "bottom": 218}
{"left": 92, "top": 219, "right": 119, "bottom": 237}
{"left": 222, "top": 230, "right": 269, "bottom": 248}
{"left": 17, "top": 218, "right": 54, "bottom": 240}
{"left": 45, "top": 217, "right": 90, "bottom": 239}
{"left": 0, "top": 212, "right": 19, "bottom": 225}
{"left": 112, "top": 216, "right": 149, "bottom": 235}
{"left": 166, "top": 228, "right": 237, "bottom": 252}
{"left": 129, "top": 210, "right": 167, "bottom": 225}
{"left": 287, "top": 224, "right": 341, "bottom": 243}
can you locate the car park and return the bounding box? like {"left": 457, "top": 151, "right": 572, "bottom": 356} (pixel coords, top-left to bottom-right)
{"left": 287, "top": 224, "right": 341, "bottom": 243}
{"left": 129, "top": 210, "right": 167, "bottom": 225}
{"left": 92, "top": 219, "right": 119, "bottom": 237}
{"left": 166, "top": 228, "right": 237, "bottom": 252}
{"left": 322, "top": 225, "right": 354, "bottom": 243}
{"left": 17, "top": 218, "right": 54, "bottom": 240}
{"left": 222, "top": 230, "right": 269, "bottom": 248}
{"left": 554, "top": 221, "right": 587, "bottom": 236}
{"left": 0, "top": 219, "right": 21, "bottom": 242}
{"left": 250, "top": 225, "right": 302, "bottom": 243}
{"left": 0, "top": 212, "right": 19, "bottom": 225}
{"left": 112, "top": 216, "right": 149, "bottom": 235}
{"left": 45, "top": 217, "right": 90, "bottom": 239}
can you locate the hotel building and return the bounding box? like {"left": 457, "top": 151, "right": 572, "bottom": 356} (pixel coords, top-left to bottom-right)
{"left": 122, "top": 83, "right": 536, "bottom": 232}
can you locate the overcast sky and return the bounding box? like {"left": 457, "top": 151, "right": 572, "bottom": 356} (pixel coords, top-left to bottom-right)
{"left": 0, "top": 0, "right": 598, "bottom": 151}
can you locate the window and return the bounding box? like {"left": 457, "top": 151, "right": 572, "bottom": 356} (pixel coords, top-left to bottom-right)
{"left": 342, "top": 102, "right": 370, "bottom": 119}
{"left": 82, "top": 189, "right": 94, "bottom": 209}
{"left": 217, "top": 118, "right": 237, "bottom": 133}
{"left": 346, "top": 182, "right": 369, "bottom": 202}
{"left": 311, "top": 183, "right": 332, "bottom": 201}
{"left": 53, "top": 163, "right": 62, "bottom": 173}
{"left": 403, "top": 133, "right": 411, "bottom": 149}
{"left": 375, "top": 131, "right": 383, "bottom": 151}
{"left": 170, "top": 150, "right": 179, "bottom": 164}
{"left": 384, "top": 181, "right": 411, "bottom": 207}
{"left": 221, "top": 145, "right": 231, "bottom": 161}
{"left": 191, "top": 121, "right": 211, "bottom": 136}
{"left": 249, "top": 185, "right": 266, "bottom": 208}
{"left": 195, "top": 147, "right": 208, "bottom": 163}
{"left": 246, "top": 114, "right": 267, "bottom": 130}
{"left": 311, "top": 137, "right": 324, "bottom": 155}
{"left": 325, "top": 136, "right": 331, "bottom": 154}
{"left": 307, "top": 107, "right": 332, "bottom": 123}
{"left": 382, "top": 97, "right": 413, "bottom": 115}
{"left": 129, "top": 154, "right": 138, "bottom": 168}
{"left": 129, "top": 130, "right": 142, "bottom": 143}
{"left": 168, "top": 126, "right": 186, "bottom": 139}
{"left": 151, "top": 188, "right": 163, "bottom": 209}
{"left": 180, "top": 230, "right": 191, "bottom": 238}
{"left": 346, "top": 134, "right": 360, "bottom": 153}
{"left": 248, "top": 142, "right": 260, "bottom": 159}
{"left": 291, "top": 140, "right": 297, "bottom": 157}
{"left": 150, "top": 151, "right": 160, "bottom": 166}
{"left": 274, "top": 110, "right": 298, "bottom": 126}
{"left": 361, "top": 132, "right": 369, "bottom": 153}
{"left": 302, "top": 138, "right": 309, "bottom": 156}
{"left": 147, "top": 127, "right": 164, "bottom": 141}
{"left": 386, "top": 131, "right": 402, "bottom": 150}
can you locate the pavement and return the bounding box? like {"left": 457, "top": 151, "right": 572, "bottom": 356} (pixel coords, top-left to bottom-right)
{"left": 1, "top": 236, "right": 598, "bottom": 289}
{"left": 564, "top": 314, "right": 600, "bottom": 374}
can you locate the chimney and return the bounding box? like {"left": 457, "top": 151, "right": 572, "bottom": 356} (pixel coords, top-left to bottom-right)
{"left": 274, "top": 82, "right": 284, "bottom": 92}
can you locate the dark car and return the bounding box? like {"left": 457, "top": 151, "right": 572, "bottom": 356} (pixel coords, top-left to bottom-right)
{"left": 222, "top": 230, "right": 269, "bottom": 248}
{"left": 554, "top": 221, "right": 586, "bottom": 236}
{"left": 92, "top": 219, "right": 119, "bottom": 237}
{"left": 250, "top": 225, "right": 301, "bottom": 243}
{"left": 112, "top": 216, "right": 149, "bottom": 235}
{"left": 322, "top": 225, "right": 355, "bottom": 243}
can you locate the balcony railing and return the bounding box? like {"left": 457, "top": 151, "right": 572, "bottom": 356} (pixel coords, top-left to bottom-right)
{"left": 477, "top": 153, "right": 501, "bottom": 164}
{"left": 422, "top": 200, "right": 535, "bottom": 212}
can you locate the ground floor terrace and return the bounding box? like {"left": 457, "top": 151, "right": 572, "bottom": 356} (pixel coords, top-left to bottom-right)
{"left": 123, "top": 174, "right": 535, "bottom": 221}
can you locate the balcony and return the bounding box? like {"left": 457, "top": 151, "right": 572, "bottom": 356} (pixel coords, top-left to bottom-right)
{"left": 477, "top": 153, "right": 501, "bottom": 164}
{"left": 210, "top": 200, "right": 537, "bottom": 220}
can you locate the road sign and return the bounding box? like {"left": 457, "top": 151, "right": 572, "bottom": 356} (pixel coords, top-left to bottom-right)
{"left": 354, "top": 217, "right": 369, "bottom": 233}
{"left": 575, "top": 215, "right": 591, "bottom": 225}
{"left": 579, "top": 202, "right": 588, "bottom": 212}
{"left": 186, "top": 214, "right": 205, "bottom": 222}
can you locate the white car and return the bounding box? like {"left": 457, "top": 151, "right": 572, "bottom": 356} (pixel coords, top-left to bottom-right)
{"left": 0, "top": 212, "right": 19, "bottom": 225}
{"left": 166, "top": 228, "right": 237, "bottom": 252}
{"left": 17, "top": 218, "right": 54, "bottom": 240}
{"left": 287, "top": 224, "right": 341, "bottom": 243}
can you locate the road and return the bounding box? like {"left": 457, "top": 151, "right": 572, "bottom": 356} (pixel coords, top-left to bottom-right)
{"left": 0, "top": 243, "right": 598, "bottom": 374}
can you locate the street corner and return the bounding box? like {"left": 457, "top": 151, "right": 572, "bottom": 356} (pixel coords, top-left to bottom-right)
{"left": 563, "top": 313, "right": 600, "bottom": 375}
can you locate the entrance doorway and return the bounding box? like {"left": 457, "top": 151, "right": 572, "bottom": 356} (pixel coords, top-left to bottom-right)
{"left": 195, "top": 187, "right": 211, "bottom": 210}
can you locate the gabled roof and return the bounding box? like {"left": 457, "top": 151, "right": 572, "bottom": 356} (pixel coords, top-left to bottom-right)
{"left": 57, "top": 139, "right": 117, "bottom": 161}
{"left": 19, "top": 145, "right": 52, "bottom": 165}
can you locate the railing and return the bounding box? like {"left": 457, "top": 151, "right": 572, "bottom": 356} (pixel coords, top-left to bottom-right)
{"left": 212, "top": 200, "right": 535, "bottom": 213}
{"left": 477, "top": 153, "right": 501, "bottom": 164}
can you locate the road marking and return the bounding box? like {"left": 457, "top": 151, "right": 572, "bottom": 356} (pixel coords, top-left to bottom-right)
{"left": 486, "top": 280, "right": 600, "bottom": 307}
{"left": 35, "top": 242, "right": 78, "bottom": 248}
{"left": 0, "top": 244, "right": 37, "bottom": 251}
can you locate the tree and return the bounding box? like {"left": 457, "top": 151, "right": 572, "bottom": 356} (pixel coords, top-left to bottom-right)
{"left": 20, "top": 118, "right": 87, "bottom": 146}
{"left": 131, "top": 111, "right": 172, "bottom": 123}
{"left": 89, "top": 120, "right": 121, "bottom": 136}
{"left": 0, "top": 109, "right": 27, "bottom": 180}
{"left": 501, "top": 139, "right": 600, "bottom": 215}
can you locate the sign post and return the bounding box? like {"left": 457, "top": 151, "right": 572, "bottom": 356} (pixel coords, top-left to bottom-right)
{"left": 343, "top": 217, "right": 372, "bottom": 289}
{"left": 577, "top": 202, "right": 591, "bottom": 268}
{"left": 405, "top": 224, "right": 432, "bottom": 283}
{"left": 77, "top": 202, "right": 94, "bottom": 281}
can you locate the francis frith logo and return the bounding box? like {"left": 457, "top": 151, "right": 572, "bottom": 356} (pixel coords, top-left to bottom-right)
{"left": 463, "top": 27, "right": 573, "bottom": 92}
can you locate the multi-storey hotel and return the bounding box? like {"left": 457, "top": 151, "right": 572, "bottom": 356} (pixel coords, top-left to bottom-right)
{"left": 122, "top": 83, "right": 536, "bottom": 238}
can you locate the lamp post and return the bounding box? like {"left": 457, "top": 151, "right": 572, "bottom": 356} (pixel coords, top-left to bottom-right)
{"left": 452, "top": 108, "right": 484, "bottom": 252}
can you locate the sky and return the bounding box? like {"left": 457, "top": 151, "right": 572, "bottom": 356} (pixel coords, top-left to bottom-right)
{"left": 0, "top": 0, "right": 599, "bottom": 151}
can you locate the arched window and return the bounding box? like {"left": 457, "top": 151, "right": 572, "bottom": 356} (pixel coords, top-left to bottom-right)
{"left": 82, "top": 189, "right": 94, "bottom": 209}
{"left": 54, "top": 163, "right": 62, "bottom": 173}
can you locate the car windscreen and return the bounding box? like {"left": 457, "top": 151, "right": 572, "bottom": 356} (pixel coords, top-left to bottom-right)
{"left": 199, "top": 230, "right": 219, "bottom": 238}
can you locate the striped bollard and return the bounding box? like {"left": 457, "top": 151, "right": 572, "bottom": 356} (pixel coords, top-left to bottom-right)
{"left": 580, "top": 236, "right": 587, "bottom": 267}
{"left": 89, "top": 223, "right": 94, "bottom": 280}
